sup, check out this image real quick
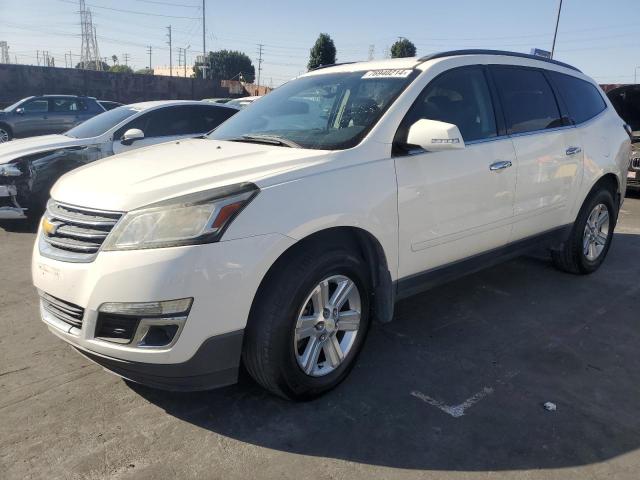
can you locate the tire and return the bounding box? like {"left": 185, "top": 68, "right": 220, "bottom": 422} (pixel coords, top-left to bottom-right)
{"left": 243, "top": 242, "right": 372, "bottom": 400}
{"left": 0, "top": 125, "right": 12, "bottom": 143}
{"left": 552, "top": 187, "right": 617, "bottom": 274}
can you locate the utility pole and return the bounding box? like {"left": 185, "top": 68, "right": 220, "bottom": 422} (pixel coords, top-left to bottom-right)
{"left": 551, "top": 0, "right": 563, "bottom": 59}
{"left": 256, "top": 43, "right": 263, "bottom": 87}
{"left": 166, "top": 25, "right": 172, "bottom": 76}
{"left": 123, "top": 53, "right": 130, "bottom": 66}
{"left": 147, "top": 45, "right": 152, "bottom": 71}
{"left": 202, "top": 0, "right": 206, "bottom": 79}
{"left": 183, "top": 45, "right": 190, "bottom": 77}
{"left": 368, "top": 44, "right": 375, "bottom": 61}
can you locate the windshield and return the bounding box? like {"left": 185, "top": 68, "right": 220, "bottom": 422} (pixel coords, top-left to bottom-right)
{"left": 65, "top": 106, "right": 140, "bottom": 138}
{"left": 209, "top": 70, "right": 417, "bottom": 150}
{"left": 3, "top": 97, "right": 30, "bottom": 112}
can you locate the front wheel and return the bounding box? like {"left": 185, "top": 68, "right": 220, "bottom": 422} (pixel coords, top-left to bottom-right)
{"left": 552, "top": 188, "right": 617, "bottom": 274}
{"left": 243, "top": 244, "right": 371, "bottom": 400}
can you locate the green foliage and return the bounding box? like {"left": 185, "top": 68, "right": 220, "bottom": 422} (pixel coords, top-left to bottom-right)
{"left": 111, "top": 55, "right": 118, "bottom": 65}
{"left": 390, "top": 38, "right": 417, "bottom": 58}
{"left": 308, "top": 33, "right": 336, "bottom": 70}
{"left": 75, "top": 60, "right": 111, "bottom": 71}
{"left": 109, "top": 65, "right": 133, "bottom": 74}
{"left": 135, "top": 68, "right": 154, "bottom": 75}
{"left": 193, "top": 50, "right": 255, "bottom": 83}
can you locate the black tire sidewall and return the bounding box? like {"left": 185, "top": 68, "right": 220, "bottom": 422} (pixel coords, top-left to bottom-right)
{"left": 575, "top": 189, "right": 616, "bottom": 273}
{"left": 270, "top": 250, "right": 371, "bottom": 399}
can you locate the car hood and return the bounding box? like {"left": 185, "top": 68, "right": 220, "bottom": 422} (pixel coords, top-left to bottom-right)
{"left": 0, "top": 134, "right": 95, "bottom": 164}
{"left": 51, "top": 138, "right": 335, "bottom": 211}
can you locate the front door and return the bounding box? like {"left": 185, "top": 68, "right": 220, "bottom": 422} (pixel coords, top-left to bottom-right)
{"left": 394, "top": 66, "right": 517, "bottom": 280}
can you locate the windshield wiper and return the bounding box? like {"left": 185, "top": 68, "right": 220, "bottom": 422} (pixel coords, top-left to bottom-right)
{"left": 229, "top": 134, "right": 301, "bottom": 148}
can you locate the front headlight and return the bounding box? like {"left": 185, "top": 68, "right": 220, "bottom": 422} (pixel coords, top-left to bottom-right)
{"left": 0, "top": 164, "right": 22, "bottom": 177}
{"left": 102, "top": 182, "right": 259, "bottom": 251}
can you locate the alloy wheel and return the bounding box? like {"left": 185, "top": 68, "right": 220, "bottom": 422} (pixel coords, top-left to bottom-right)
{"left": 583, "top": 203, "right": 610, "bottom": 261}
{"left": 293, "top": 274, "right": 362, "bottom": 377}
{"left": 0, "top": 129, "right": 9, "bottom": 143}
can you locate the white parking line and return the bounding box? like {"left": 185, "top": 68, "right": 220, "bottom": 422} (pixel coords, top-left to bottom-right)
{"left": 410, "top": 387, "right": 494, "bottom": 418}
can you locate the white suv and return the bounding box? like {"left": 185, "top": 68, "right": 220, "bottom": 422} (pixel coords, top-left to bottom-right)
{"left": 32, "top": 50, "right": 631, "bottom": 400}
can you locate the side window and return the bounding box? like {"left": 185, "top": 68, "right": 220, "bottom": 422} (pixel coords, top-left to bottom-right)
{"left": 22, "top": 99, "right": 49, "bottom": 113}
{"left": 52, "top": 98, "right": 80, "bottom": 112}
{"left": 398, "top": 66, "right": 498, "bottom": 144}
{"left": 190, "top": 106, "right": 237, "bottom": 132}
{"left": 114, "top": 113, "right": 149, "bottom": 140}
{"left": 491, "top": 67, "right": 563, "bottom": 135}
{"left": 144, "top": 106, "right": 196, "bottom": 137}
{"left": 550, "top": 72, "right": 606, "bottom": 124}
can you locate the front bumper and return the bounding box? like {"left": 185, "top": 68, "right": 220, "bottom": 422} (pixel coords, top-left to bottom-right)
{"left": 0, "top": 184, "right": 27, "bottom": 219}
{"left": 32, "top": 232, "right": 296, "bottom": 389}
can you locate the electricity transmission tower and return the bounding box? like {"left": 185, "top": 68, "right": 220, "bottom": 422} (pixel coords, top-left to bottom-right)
{"left": 256, "top": 43, "right": 264, "bottom": 87}
{"left": 79, "top": 0, "right": 102, "bottom": 70}
{"left": 0, "top": 41, "right": 10, "bottom": 64}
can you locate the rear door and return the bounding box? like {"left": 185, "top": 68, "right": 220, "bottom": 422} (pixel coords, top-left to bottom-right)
{"left": 394, "top": 65, "right": 517, "bottom": 279}
{"left": 490, "top": 66, "right": 582, "bottom": 241}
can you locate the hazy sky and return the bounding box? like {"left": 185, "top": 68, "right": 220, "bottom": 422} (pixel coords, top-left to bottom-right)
{"left": 1, "top": 0, "right": 638, "bottom": 86}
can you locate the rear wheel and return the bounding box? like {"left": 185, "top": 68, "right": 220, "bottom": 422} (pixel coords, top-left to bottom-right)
{"left": 243, "top": 244, "right": 371, "bottom": 400}
{"left": 552, "top": 188, "right": 617, "bottom": 274}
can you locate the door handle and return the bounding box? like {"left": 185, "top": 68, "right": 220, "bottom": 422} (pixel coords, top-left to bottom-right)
{"left": 489, "top": 160, "right": 512, "bottom": 171}
{"left": 566, "top": 146, "right": 582, "bottom": 156}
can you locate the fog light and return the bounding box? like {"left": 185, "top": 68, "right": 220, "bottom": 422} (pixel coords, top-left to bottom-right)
{"left": 95, "top": 298, "right": 192, "bottom": 348}
{"left": 99, "top": 298, "right": 193, "bottom": 317}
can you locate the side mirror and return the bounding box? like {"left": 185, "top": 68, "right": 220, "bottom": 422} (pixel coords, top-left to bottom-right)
{"left": 15, "top": 107, "right": 25, "bottom": 115}
{"left": 406, "top": 119, "right": 465, "bottom": 152}
{"left": 121, "top": 128, "right": 144, "bottom": 146}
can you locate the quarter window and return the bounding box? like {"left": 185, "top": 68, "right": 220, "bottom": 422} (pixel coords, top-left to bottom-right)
{"left": 491, "top": 67, "right": 563, "bottom": 135}
{"left": 550, "top": 72, "right": 606, "bottom": 124}
{"left": 22, "top": 99, "right": 49, "bottom": 113}
{"left": 398, "top": 66, "right": 498, "bottom": 144}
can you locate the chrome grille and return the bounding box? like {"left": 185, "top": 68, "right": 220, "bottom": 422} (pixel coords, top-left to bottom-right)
{"left": 632, "top": 157, "right": 640, "bottom": 170}
{"left": 40, "top": 292, "right": 85, "bottom": 329}
{"left": 40, "top": 200, "right": 123, "bottom": 262}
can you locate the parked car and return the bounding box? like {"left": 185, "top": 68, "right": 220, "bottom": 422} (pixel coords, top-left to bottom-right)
{"left": 32, "top": 50, "right": 630, "bottom": 400}
{"left": 0, "top": 95, "right": 106, "bottom": 143}
{"left": 607, "top": 84, "right": 640, "bottom": 191}
{"left": 98, "top": 100, "right": 124, "bottom": 111}
{"left": 226, "top": 96, "right": 260, "bottom": 109}
{"left": 0, "top": 100, "right": 237, "bottom": 220}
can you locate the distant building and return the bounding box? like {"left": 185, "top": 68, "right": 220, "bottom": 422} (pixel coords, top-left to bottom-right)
{"left": 154, "top": 65, "right": 192, "bottom": 78}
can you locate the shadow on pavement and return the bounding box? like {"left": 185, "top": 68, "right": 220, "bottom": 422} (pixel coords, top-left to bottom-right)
{"left": 125, "top": 232, "right": 640, "bottom": 471}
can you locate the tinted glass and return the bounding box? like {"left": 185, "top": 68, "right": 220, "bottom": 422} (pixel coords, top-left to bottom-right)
{"left": 608, "top": 87, "right": 640, "bottom": 131}
{"left": 66, "top": 106, "right": 139, "bottom": 138}
{"left": 492, "top": 67, "right": 562, "bottom": 134}
{"left": 399, "top": 66, "right": 497, "bottom": 143}
{"left": 190, "top": 105, "right": 237, "bottom": 132}
{"left": 550, "top": 72, "right": 606, "bottom": 125}
{"left": 209, "top": 70, "right": 417, "bottom": 150}
{"left": 22, "top": 99, "right": 49, "bottom": 113}
{"left": 52, "top": 98, "right": 86, "bottom": 112}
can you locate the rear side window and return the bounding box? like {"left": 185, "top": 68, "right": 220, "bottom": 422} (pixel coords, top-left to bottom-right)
{"left": 550, "top": 72, "right": 606, "bottom": 124}
{"left": 491, "top": 67, "right": 563, "bottom": 135}
{"left": 398, "top": 66, "right": 498, "bottom": 143}
{"left": 51, "top": 98, "right": 87, "bottom": 112}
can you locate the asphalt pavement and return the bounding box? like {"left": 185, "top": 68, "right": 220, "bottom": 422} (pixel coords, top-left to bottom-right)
{"left": 1, "top": 193, "right": 639, "bottom": 480}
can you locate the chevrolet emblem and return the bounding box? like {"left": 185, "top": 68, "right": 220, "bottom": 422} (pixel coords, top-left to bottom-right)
{"left": 42, "top": 218, "right": 58, "bottom": 236}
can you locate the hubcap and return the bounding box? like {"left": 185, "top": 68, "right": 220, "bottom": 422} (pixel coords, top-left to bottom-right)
{"left": 293, "top": 274, "right": 362, "bottom": 377}
{"left": 0, "top": 129, "right": 9, "bottom": 143}
{"left": 583, "top": 203, "right": 610, "bottom": 261}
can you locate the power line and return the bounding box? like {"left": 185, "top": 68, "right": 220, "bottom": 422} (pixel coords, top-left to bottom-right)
{"left": 133, "top": 0, "right": 200, "bottom": 7}
{"left": 58, "top": 0, "right": 200, "bottom": 19}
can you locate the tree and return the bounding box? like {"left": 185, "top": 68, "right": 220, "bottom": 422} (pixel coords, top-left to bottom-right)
{"left": 75, "top": 60, "right": 110, "bottom": 71}
{"left": 193, "top": 50, "right": 255, "bottom": 83}
{"left": 307, "top": 33, "right": 336, "bottom": 70}
{"left": 390, "top": 38, "right": 416, "bottom": 58}
{"left": 109, "top": 64, "right": 133, "bottom": 74}
{"left": 135, "top": 68, "right": 154, "bottom": 75}
{"left": 111, "top": 55, "right": 118, "bottom": 65}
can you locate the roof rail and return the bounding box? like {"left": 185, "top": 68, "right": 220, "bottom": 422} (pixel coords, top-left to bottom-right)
{"left": 417, "top": 49, "right": 581, "bottom": 73}
{"left": 310, "top": 61, "right": 357, "bottom": 71}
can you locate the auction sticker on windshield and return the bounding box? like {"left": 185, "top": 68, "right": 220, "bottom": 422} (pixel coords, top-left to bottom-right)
{"left": 362, "top": 69, "right": 414, "bottom": 79}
